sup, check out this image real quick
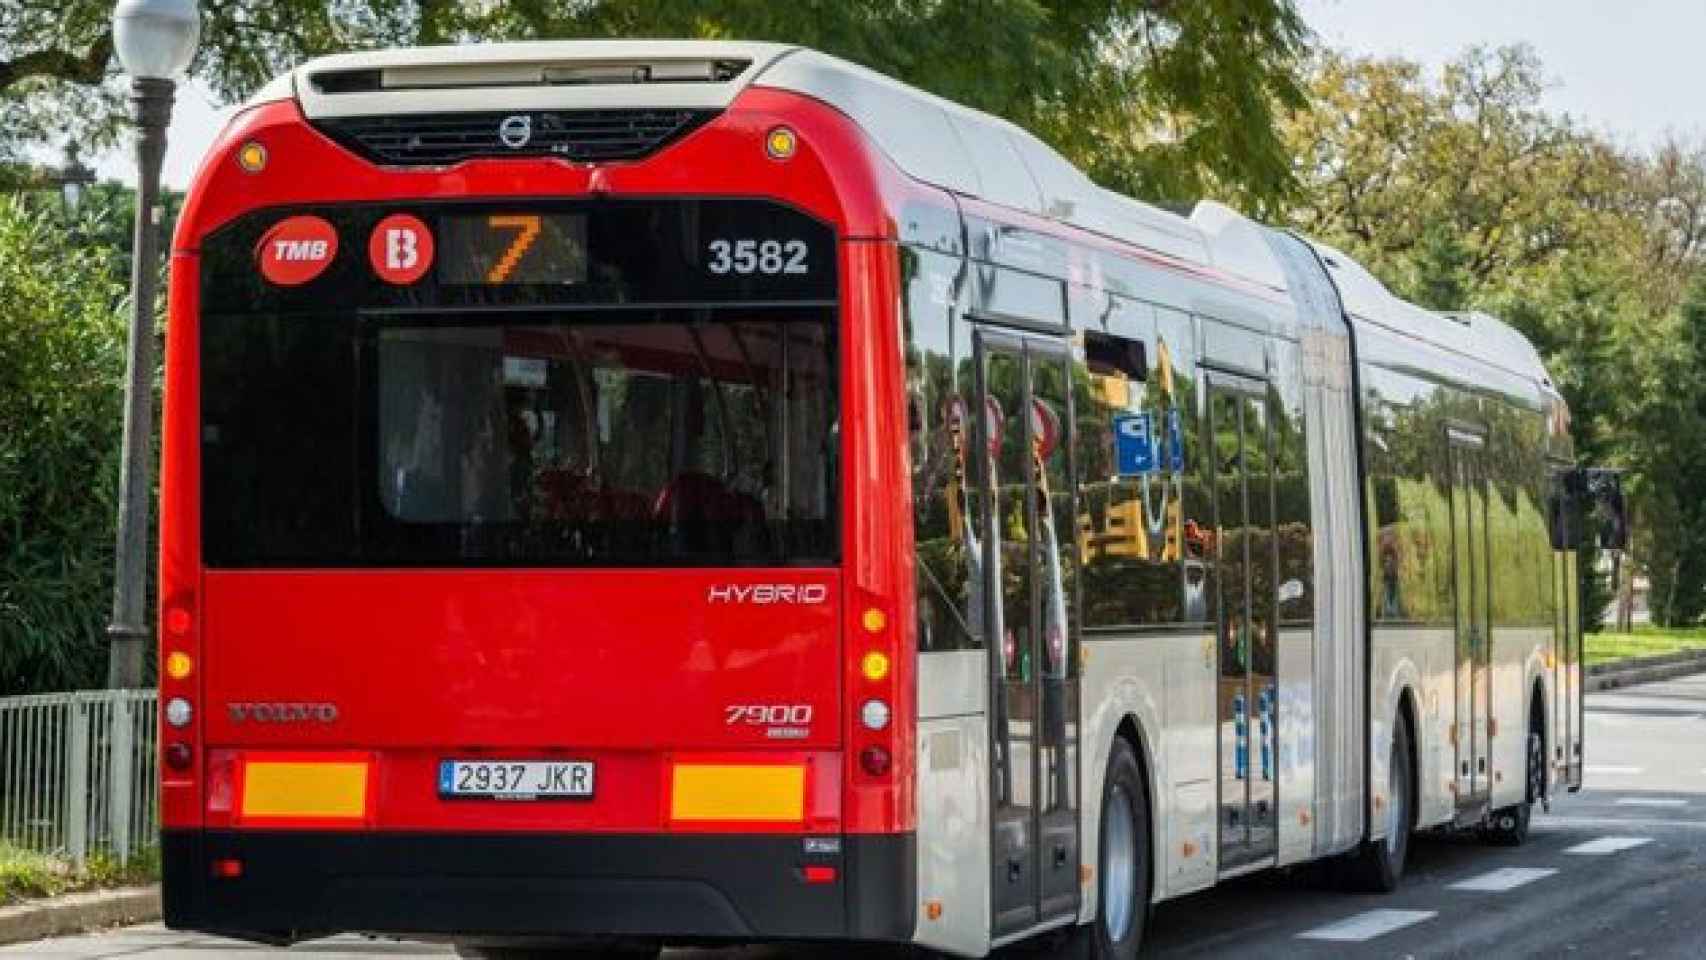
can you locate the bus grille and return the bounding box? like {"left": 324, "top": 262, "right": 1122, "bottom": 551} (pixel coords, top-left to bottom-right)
{"left": 312, "top": 109, "right": 716, "bottom": 166}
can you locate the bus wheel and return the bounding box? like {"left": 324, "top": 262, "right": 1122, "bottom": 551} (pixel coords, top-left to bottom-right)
{"left": 1068, "top": 736, "right": 1151, "bottom": 960}
{"left": 1482, "top": 717, "right": 1540, "bottom": 846}
{"left": 1341, "top": 713, "right": 1413, "bottom": 893}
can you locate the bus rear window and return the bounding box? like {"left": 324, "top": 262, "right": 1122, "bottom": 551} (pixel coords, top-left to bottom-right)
{"left": 203, "top": 308, "right": 838, "bottom": 567}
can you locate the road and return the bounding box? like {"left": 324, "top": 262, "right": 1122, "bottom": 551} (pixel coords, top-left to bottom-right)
{"left": 13, "top": 673, "right": 1706, "bottom": 959}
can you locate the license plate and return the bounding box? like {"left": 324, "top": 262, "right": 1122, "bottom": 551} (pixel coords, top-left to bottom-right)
{"left": 437, "top": 760, "right": 593, "bottom": 799}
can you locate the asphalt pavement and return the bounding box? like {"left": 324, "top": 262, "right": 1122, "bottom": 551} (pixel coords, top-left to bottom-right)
{"left": 11, "top": 672, "right": 1706, "bottom": 958}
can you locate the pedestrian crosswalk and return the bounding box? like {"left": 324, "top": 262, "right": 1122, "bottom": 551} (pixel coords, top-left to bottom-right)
{"left": 1564, "top": 836, "right": 1652, "bottom": 855}
{"left": 1292, "top": 832, "right": 1653, "bottom": 945}
{"left": 1296, "top": 909, "right": 1437, "bottom": 942}
{"left": 1447, "top": 867, "right": 1556, "bottom": 892}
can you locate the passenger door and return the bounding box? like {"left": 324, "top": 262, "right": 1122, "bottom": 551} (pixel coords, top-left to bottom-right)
{"left": 1448, "top": 429, "right": 1493, "bottom": 809}
{"left": 1209, "top": 373, "right": 1279, "bottom": 870}
{"left": 976, "top": 329, "right": 1081, "bottom": 938}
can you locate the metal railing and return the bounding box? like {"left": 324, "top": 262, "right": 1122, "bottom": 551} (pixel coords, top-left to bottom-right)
{"left": 0, "top": 689, "right": 158, "bottom": 867}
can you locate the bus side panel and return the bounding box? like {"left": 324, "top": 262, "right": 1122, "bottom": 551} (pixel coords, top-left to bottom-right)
{"left": 1369, "top": 630, "right": 1436, "bottom": 824}
{"left": 1489, "top": 628, "right": 1550, "bottom": 811}
{"left": 1079, "top": 634, "right": 1214, "bottom": 912}
{"left": 914, "top": 650, "right": 990, "bottom": 957}
{"left": 1273, "top": 624, "right": 1316, "bottom": 866}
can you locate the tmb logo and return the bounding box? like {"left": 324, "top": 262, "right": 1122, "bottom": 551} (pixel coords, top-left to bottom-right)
{"left": 255, "top": 215, "right": 339, "bottom": 286}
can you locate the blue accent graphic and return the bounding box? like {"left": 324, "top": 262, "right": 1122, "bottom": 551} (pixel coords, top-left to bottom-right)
{"left": 1258, "top": 685, "right": 1275, "bottom": 782}
{"left": 1233, "top": 690, "right": 1249, "bottom": 781}
{"left": 1113, "top": 413, "right": 1157, "bottom": 475}
{"left": 438, "top": 762, "right": 454, "bottom": 793}
{"left": 1165, "top": 408, "right": 1185, "bottom": 471}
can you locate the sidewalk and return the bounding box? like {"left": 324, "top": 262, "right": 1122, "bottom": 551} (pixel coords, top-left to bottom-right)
{"left": 1586, "top": 647, "right": 1706, "bottom": 691}
{"left": 0, "top": 886, "right": 159, "bottom": 947}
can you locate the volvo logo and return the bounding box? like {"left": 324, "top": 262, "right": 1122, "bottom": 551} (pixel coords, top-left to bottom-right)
{"left": 498, "top": 114, "right": 532, "bottom": 149}
{"left": 227, "top": 702, "right": 339, "bottom": 724}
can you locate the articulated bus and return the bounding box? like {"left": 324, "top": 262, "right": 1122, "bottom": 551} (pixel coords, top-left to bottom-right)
{"left": 157, "top": 41, "right": 1621, "bottom": 959}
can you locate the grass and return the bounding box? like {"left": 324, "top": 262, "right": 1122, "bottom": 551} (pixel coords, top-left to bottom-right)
{"left": 1585, "top": 625, "right": 1706, "bottom": 667}
{"left": 0, "top": 842, "right": 160, "bottom": 907}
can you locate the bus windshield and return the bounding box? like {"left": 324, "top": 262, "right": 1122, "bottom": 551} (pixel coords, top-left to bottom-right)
{"left": 204, "top": 307, "right": 837, "bottom": 567}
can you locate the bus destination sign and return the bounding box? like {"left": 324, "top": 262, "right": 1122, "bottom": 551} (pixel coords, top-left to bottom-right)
{"left": 436, "top": 213, "right": 588, "bottom": 285}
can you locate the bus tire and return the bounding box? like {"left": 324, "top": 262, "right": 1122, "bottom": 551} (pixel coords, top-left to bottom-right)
{"left": 1482, "top": 710, "right": 1540, "bottom": 846}
{"left": 1066, "top": 736, "right": 1151, "bottom": 960}
{"left": 1341, "top": 712, "right": 1414, "bottom": 893}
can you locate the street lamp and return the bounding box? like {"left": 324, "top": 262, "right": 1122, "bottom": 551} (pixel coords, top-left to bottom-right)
{"left": 107, "top": 0, "right": 199, "bottom": 689}
{"left": 57, "top": 143, "right": 96, "bottom": 215}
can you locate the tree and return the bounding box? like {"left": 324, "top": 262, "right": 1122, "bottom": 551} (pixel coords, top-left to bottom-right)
{"left": 0, "top": 196, "right": 133, "bottom": 694}
{"left": 1283, "top": 45, "right": 1686, "bottom": 630}
{"left": 1285, "top": 46, "right": 1629, "bottom": 295}
{"left": 1619, "top": 274, "right": 1706, "bottom": 626}
{"left": 2, "top": 1, "right": 1313, "bottom": 212}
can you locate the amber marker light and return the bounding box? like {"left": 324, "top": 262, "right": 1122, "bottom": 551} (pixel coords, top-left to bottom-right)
{"left": 765, "top": 126, "right": 797, "bottom": 160}
{"left": 861, "top": 650, "right": 891, "bottom": 682}
{"left": 861, "top": 607, "right": 887, "bottom": 634}
{"left": 165, "top": 651, "right": 194, "bottom": 680}
{"left": 236, "top": 141, "right": 268, "bottom": 173}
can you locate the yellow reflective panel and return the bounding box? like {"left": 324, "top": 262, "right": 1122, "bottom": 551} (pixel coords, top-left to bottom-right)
{"left": 241, "top": 761, "right": 369, "bottom": 820}
{"left": 670, "top": 764, "right": 804, "bottom": 822}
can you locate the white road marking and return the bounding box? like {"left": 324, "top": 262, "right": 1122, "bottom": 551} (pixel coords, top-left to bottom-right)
{"left": 1296, "top": 909, "right": 1437, "bottom": 942}
{"left": 1565, "top": 836, "right": 1653, "bottom": 855}
{"left": 1585, "top": 764, "right": 1643, "bottom": 775}
{"left": 1615, "top": 797, "right": 1689, "bottom": 807}
{"left": 1544, "top": 815, "right": 1706, "bottom": 831}
{"left": 1448, "top": 867, "right": 1558, "bottom": 892}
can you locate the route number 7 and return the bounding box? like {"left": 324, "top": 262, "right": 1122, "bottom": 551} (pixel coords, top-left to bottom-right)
{"left": 486, "top": 214, "right": 542, "bottom": 283}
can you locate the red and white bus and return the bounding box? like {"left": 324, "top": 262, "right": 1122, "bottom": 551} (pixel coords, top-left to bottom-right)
{"left": 157, "top": 41, "right": 1618, "bottom": 958}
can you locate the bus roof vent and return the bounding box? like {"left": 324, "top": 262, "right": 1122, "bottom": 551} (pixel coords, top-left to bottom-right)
{"left": 312, "top": 108, "right": 717, "bottom": 166}
{"left": 307, "top": 58, "right": 752, "bottom": 96}
{"left": 284, "top": 42, "right": 796, "bottom": 120}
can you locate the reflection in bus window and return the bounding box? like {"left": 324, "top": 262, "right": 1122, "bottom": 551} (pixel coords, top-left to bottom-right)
{"left": 1363, "top": 374, "right": 1457, "bottom": 624}
{"left": 1076, "top": 316, "right": 1208, "bottom": 628}
{"left": 905, "top": 249, "right": 984, "bottom": 651}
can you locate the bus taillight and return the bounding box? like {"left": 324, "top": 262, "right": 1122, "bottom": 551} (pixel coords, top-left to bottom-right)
{"left": 859, "top": 746, "right": 892, "bottom": 777}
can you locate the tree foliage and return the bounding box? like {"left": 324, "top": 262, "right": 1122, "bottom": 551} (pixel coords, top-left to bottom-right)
{"left": 1, "top": 0, "right": 1312, "bottom": 212}
{"left": 1285, "top": 44, "right": 1706, "bottom": 627}
{"left": 0, "top": 197, "right": 132, "bottom": 694}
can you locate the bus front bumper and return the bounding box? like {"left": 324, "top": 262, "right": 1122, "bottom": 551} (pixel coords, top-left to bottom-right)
{"left": 161, "top": 829, "right": 914, "bottom": 946}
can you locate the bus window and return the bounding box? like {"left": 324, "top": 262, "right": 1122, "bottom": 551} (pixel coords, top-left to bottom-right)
{"left": 205, "top": 308, "right": 838, "bottom": 567}
{"left": 1269, "top": 349, "right": 1314, "bottom": 624}
{"left": 905, "top": 247, "right": 984, "bottom": 651}
{"left": 1363, "top": 368, "right": 1457, "bottom": 624}
{"left": 1076, "top": 302, "right": 1212, "bottom": 629}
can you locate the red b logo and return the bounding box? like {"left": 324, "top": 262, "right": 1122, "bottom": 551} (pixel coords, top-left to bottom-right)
{"left": 369, "top": 214, "right": 434, "bottom": 285}
{"left": 255, "top": 216, "right": 338, "bottom": 286}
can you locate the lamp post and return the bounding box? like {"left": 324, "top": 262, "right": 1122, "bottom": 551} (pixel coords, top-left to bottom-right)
{"left": 107, "top": 0, "right": 199, "bottom": 689}
{"left": 57, "top": 143, "right": 96, "bottom": 215}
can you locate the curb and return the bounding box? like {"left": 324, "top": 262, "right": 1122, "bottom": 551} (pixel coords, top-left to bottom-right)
{"left": 1586, "top": 649, "right": 1706, "bottom": 692}
{"left": 0, "top": 885, "right": 160, "bottom": 947}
